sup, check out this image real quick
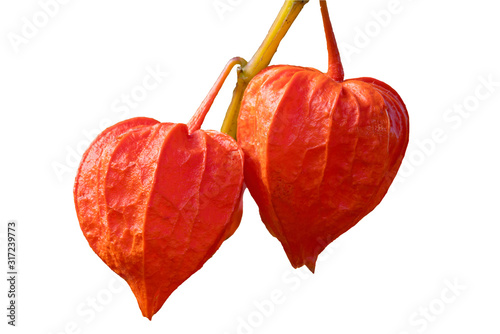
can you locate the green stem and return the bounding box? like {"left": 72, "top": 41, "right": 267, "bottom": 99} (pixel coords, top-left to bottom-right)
{"left": 220, "top": 0, "right": 310, "bottom": 139}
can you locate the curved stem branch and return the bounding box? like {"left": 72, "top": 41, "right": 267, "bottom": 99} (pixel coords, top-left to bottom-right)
{"left": 188, "top": 57, "right": 247, "bottom": 133}
{"left": 220, "top": 0, "right": 310, "bottom": 139}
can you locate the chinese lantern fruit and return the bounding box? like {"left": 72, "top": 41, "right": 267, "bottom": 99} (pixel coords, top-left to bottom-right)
{"left": 74, "top": 60, "right": 245, "bottom": 319}
{"left": 237, "top": 1, "right": 409, "bottom": 272}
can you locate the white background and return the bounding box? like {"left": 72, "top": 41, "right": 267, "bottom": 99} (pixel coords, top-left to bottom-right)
{"left": 1, "top": 0, "right": 500, "bottom": 333}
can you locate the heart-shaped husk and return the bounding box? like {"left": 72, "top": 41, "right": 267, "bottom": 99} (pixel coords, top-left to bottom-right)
{"left": 237, "top": 1, "right": 409, "bottom": 272}
{"left": 74, "top": 59, "right": 245, "bottom": 319}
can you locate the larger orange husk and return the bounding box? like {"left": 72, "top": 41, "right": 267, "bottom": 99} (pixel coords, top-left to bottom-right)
{"left": 237, "top": 1, "right": 409, "bottom": 272}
